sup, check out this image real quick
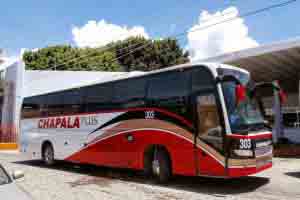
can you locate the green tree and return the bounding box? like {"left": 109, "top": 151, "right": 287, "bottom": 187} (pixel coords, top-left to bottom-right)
{"left": 112, "top": 36, "right": 189, "bottom": 71}
{"left": 23, "top": 45, "right": 121, "bottom": 71}
{"left": 23, "top": 37, "right": 189, "bottom": 72}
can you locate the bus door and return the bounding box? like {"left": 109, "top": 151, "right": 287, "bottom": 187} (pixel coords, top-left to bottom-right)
{"left": 194, "top": 92, "right": 225, "bottom": 175}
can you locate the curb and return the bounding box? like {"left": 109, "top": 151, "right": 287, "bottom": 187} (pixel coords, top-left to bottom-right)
{"left": 0, "top": 143, "right": 18, "bottom": 150}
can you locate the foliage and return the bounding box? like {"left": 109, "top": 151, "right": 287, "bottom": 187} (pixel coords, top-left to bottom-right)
{"left": 23, "top": 45, "right": 120, "bottom": 71}
{"left": 23, "top": 37, "right": 189, "bottom": 72}
{"left": 111, "top": 37, "right": 189, "bottom": 71}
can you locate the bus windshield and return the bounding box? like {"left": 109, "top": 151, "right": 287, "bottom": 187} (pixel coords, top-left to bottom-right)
{"left": 218, "top": 68, "right": 265, "bottom": 134}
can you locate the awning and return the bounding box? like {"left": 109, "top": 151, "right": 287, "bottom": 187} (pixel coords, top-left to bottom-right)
{"left": 201, "top": 37, "right": 300, "bottom": 93}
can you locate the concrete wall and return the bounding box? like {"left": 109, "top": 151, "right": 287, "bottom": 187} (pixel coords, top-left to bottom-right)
{"left": 0, "top": 61, "right": 24, "bottom": 143}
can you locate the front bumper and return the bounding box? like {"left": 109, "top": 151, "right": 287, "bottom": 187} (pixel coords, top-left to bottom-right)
{"left": 228, "top": 160, "right": 272, "bottom": 177}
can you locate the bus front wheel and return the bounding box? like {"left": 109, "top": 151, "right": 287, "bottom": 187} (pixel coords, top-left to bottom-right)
{"left": 42, "top": 142, "right": 55, "bottom": 166}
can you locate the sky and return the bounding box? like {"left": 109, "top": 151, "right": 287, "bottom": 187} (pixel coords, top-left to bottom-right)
{"left": 1, "top": 0, "right": 300, "bottom": 63}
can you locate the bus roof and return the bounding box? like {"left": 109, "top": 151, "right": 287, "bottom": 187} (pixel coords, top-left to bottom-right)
{"left": 24, "top": 62, "right": 248, "bottom": 97}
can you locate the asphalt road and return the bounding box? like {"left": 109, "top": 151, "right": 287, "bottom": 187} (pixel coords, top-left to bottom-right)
{"left": 0, "top": 152, "right": 300, "bottom": 200}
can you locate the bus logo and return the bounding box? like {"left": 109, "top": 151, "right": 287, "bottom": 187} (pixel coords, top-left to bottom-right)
{"left": 145, "top": 111, "right": 155, "bottom": 119}
{"left": 38, "top": 117, "right": 80, "bottom": 129}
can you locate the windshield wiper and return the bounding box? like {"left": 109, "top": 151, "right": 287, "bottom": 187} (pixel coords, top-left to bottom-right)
{"left": 233, "top": 125, "right": 252, "bottom": 134}
{"left": 247, "top": 123, "right": 271, "bottom": 133}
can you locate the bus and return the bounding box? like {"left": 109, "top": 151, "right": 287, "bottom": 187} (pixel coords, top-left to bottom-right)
{"left": 20, "top": 63, "right": 273, "bottom": 182}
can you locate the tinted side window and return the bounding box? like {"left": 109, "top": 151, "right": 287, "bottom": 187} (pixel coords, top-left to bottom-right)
{"left": 113, "top": 78, "right": 146, "bottom": 108}
{"left": 148, "top": 71, "right": 189, "bottom": 100}
{"left": 147, "top": 70, "right": 190, "bottom": 119}
{"left": 22, "top": 97, "right": 41, "bottom": 118}
{"left": 192, "top": 67, "right": 214, "bottom": 92}
{"left": 21, "top": 95, "right": 49, "bottom": 118}
{"left": 45, "top": 92, "right": 64, "bottom": 116}
{"left": 63, "top": 89, "right": 82, "bottom": 104}
{"left": 46, "top": 92, "right": 64, "bottom": 105}
{"left": 61, "top": 89, "right": 83, "bottom": 115}
{"left": 23, "top": 89, "right": 85, "bottom": 118}
{"left": 83, "top": 83, "right": 114, "bottom": 111}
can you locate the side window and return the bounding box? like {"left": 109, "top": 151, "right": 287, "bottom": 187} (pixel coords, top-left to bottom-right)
{"left": 83, "top": 83, "right": 114, "bottom": 111}
{"left": 192, "top": 68, "right": 214, "bottom": 92}
{"left": 46, "top": 92, "right": 64, "bottom": 117}
{"left": 61, "top": 89, "right": 84, "bottom": 115}
{"left": 22, "top": 97, "right": 41, "bottom": 118}
{"left": 196, "top": 94, "right": 223, "bottom": 151}
{"left": 23, "top": 89, "right": 85, "bottom": 118}
{"left": 147, "top": 71, "right": 190, "bottom": 118}
{"left": 113, "top": 78, "right": 147, "bottom": 108}
{"left": 148, "top": 71, "right": 189, "bottom": 100}
{"left": 22, "top": 95, "right": 49, "bottom": 118}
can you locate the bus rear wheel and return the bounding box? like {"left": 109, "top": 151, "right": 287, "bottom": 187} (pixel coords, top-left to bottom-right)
{"left": 42, "top": 143, "right": 55, "bottom": 166}
{"left": 151, "top": 148, "right": 171, "bottom": 183}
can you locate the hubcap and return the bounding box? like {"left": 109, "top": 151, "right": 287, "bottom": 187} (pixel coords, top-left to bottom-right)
{"left": 45, "top": 148, "right": 53, "bottom": 162}
{"left": 152, "top": 159, "right": 160, "bottom": 176}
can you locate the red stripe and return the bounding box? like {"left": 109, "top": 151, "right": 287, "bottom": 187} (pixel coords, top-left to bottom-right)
{"left": 228, "top": 132, "right": 272, "bottom": 139}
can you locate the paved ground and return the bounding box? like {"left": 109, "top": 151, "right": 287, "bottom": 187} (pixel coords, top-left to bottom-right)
{"left": 0, "top": 152, "right": 300, "bottom": 200}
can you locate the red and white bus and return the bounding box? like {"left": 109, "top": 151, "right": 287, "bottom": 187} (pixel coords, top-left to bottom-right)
{"left": 20, "top": 63, "right": 273, "bottom": 182}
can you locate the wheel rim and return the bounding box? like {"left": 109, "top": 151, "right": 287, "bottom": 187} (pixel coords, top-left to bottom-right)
{"left": 152, "top": 159, "right": 160, "bottom": 176}
{"left": 44, "top": 147, "right": 53, "bottom": 162}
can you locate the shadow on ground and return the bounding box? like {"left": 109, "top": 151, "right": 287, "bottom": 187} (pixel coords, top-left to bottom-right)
{"left": 13, "top": 160, "right": 269, "bottom": 196}
{"left": 285, "top": 171, "right": 300, "bottom": 179}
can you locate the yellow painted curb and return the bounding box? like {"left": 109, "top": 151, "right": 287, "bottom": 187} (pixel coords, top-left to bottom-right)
{"left": 0, "top": 143, "right": 18, "bottom": 150}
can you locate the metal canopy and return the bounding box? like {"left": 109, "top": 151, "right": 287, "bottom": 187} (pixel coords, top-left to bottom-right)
{"left": 200, "top": 37, "right": 300, "bottom": 93}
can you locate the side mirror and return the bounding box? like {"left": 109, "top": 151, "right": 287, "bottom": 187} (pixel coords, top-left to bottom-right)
{"left": 279, "top": 89, "right": 287, "bottom": 104}
{"left": 235, "top": 84, "right": 246, "bottom": 104}
{"left": 12, "top": 170, "right": 24, "bottom": 180}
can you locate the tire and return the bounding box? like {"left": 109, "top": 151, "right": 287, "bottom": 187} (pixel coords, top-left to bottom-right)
{"left": 152, "top": 148, "right": 171, "bottom": 183}
{"left": 42, "top": 143, "right": 55, "bottom": 166}
{"left": 144, "top": 154, "right": 153, "bottom": 177}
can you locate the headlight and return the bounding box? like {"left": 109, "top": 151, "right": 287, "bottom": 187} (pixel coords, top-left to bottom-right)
{"left": 234, "top": 149, "right": 253, "bottom": 157}
{"left": 256, "top": 140, "right": 272, "bottom": 148}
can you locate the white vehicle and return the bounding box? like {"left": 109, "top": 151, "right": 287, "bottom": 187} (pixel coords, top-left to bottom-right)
{"left": 20, "top": 63, "right": 273, "bottom": 182}
{"left": 0, "top": 164, "right": 31, "bottom": 200}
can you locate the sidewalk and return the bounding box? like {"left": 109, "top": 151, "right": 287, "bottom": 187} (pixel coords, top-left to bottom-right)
{"left": 0, "top": 150, "right": 19, "bottom": 154}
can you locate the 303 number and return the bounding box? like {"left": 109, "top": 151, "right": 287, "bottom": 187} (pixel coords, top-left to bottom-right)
{"left": 239, "top": 139, "right": 252, "bottom": 149}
